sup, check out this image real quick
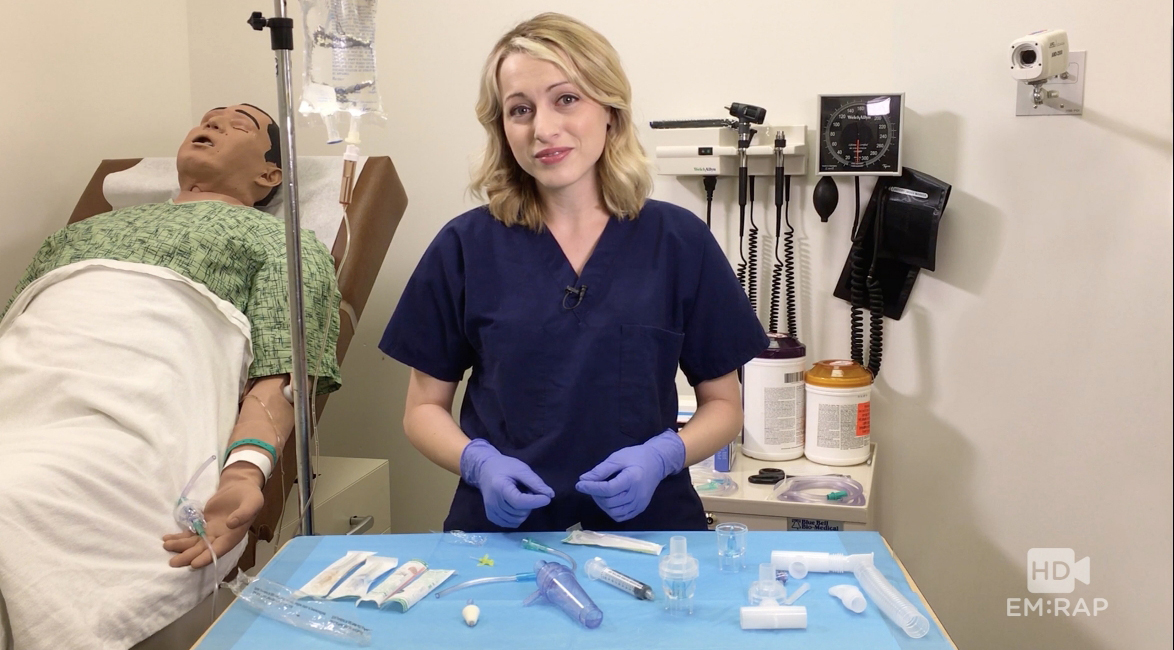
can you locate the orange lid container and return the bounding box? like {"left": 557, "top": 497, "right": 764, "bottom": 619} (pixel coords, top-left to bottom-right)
{"left": 805, "top": 360, "right": 873, "bottom": 389}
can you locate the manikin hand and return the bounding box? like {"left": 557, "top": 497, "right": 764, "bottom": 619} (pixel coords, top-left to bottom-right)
{"left": 575, "top": 429, "right": 686, "bottom": 522}
{"left": 163, "top": 464, "right": 265, "bottom": 569}
{"left": 460, "top": 438, "right": 554, "bottom": 528}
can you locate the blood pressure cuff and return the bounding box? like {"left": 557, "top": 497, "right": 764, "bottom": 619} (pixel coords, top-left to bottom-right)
{"left": 874, "top": 168, "right": 951, "bottom": 271}
{"left": 833, "top": 167, "right": 952, "bottom": 320}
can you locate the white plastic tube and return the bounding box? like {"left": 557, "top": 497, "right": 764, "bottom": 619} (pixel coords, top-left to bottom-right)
{"left": 850, "top": 557, "right": 929, "bottom": 638}
{"left": 739, "top": 604, "right": 807, "bottom": 630}
{"left": 770, "top": 551, "right": 868, "bottom": 578}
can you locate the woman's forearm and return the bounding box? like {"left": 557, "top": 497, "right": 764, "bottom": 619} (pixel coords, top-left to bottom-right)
{"left": 403, "top": 368, "right": 471, "bottom": 475}
{"left": 677, "top": 371, "right": 744, "bottom": 467}
{"left": 403, "top": 402, "right": 472, "bottom": 475}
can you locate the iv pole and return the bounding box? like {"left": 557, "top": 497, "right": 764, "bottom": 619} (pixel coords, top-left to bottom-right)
{"left": 249, "top": 2, "right": 316, "bottom": 536}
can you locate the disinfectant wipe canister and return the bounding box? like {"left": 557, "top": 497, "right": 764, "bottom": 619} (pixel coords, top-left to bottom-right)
{"left": 804, "top": 360, "right": 872, "bottom": 466}
{"left": 743, "top": 334, "right": 807, "bottom": 461}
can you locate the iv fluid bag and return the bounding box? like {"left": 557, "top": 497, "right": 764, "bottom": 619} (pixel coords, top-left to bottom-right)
{"left": 299, "top": 0, "right": 382, "bottom": 143}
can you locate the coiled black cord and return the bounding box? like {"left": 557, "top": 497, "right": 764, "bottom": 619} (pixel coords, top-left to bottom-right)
{"left": 769, "top": 176, "right": 795, "bottom": 337}
{"left": 746, "top": 176, "right": 759, "bottom": 311}
{"left": 783, "top": 176, "right": 796, "bottom": 338}
{"left": 736, "top": 201, "right": 749, "bottom": 293}
{"left": 769, "top": 244, "right": 783, "bottom": 334}
{"left": 865, "top": 190, "right": 886, "bottom": 376}
{"left": 850, "top": 176, "right": 865, "bottom": 367}
{"left": 848, "top": 176, "right": 886, "bottom": 377}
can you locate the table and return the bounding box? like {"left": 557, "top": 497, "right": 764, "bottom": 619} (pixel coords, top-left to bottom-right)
{"left": 193, "top": 531, "right": 956, "bottom": 649}
{"left": 700, "top": 446, "right": 876, "bottom": 531}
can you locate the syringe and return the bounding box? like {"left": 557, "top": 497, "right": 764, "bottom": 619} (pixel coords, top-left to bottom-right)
{"left": 585, "top": 557, "right": 655, "bottom": 601}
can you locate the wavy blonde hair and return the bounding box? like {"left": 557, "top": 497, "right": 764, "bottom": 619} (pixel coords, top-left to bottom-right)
{"left": 470, "top": 13, "right": 652, "bottom": 230}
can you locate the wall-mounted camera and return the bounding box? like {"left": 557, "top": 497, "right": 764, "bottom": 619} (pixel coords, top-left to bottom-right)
{"left": 1010, "top": 29, "right": 1069, "bottom": 83}
{"left": 1010, "top": 29, "right": 1084, "bottom": 116}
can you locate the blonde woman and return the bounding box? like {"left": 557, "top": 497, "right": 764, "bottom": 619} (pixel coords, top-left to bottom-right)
{"left": 381, "top": 13, "right": 766, "bottom": 531}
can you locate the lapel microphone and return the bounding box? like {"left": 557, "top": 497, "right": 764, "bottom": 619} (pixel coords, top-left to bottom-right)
{"left": 562, "top": 285, "right": 588, "bottom": 310}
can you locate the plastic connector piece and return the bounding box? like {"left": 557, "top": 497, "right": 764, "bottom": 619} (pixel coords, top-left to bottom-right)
{"left": 741, "top": 563, "right": 806, "bottom": 630}
{"left": 829, "top": 584, "right": 867, "bottom": 613}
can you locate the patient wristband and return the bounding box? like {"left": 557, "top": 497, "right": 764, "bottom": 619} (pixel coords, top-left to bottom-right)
{"left": 224, "top": 449, "right": 274, "bottom": 483}
{"left": 225, "top": 438, "right": 279, "bottom": 466}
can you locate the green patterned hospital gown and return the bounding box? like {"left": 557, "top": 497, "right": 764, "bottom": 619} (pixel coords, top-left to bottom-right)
{"left": 2, "top": 200, "right": 341, "bottom": 393}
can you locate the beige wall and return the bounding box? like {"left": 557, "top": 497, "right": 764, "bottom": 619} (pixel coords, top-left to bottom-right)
{"left": 4, "top": 2, "right": 1172, "bottom": 649}
{"left": 0, "top": 2, "right": 193, "bottom": 295}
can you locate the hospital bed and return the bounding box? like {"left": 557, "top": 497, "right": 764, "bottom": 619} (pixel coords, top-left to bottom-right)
{"left": 58, "top": 155, "right": 407, "bottom": 648}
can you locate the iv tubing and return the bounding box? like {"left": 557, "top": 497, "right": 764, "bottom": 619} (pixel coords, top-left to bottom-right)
{"left": 433, "top": 573, "right": 536, "bottom": 599}
{"left": 774, "top": 475, "right": 866, "bottom": 506}
{"left": 180, "top": 454, "right": 217, "bottom": 500}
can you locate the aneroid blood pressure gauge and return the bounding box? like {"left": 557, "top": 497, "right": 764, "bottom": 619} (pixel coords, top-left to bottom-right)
{"left": 817, "top": 94, "right": 904, "bottom": 176}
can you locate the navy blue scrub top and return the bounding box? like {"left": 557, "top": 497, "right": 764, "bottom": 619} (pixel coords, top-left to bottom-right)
{"left": 380, "top": 200, "right": 768, "bottom": 532}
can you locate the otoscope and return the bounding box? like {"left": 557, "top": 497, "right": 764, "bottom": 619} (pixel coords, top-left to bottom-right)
{"left": 727, "top": 103, "right": 766, "bottom": 300}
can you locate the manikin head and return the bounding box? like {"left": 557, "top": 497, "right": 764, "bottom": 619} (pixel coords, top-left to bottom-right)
{"left": 176, "top": 104, "right": 282, "bottom": 207}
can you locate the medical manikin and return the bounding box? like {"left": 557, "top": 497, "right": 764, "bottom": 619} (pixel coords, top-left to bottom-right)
{"left": 0, "top": 104, "right": 342, "bottom": 650}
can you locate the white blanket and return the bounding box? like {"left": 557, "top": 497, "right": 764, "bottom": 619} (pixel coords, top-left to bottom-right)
{"left": 0, "top": 260, "right": 252, "bottom": 650}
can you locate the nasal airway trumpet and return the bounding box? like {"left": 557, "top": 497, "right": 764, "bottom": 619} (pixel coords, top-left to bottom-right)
{"left": 524, "top": 561, "right": 603, "bottom": 629}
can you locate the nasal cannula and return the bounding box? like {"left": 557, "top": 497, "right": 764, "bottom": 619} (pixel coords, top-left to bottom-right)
{"left": 585, "top": 557, "right": 655, "bottom": 601}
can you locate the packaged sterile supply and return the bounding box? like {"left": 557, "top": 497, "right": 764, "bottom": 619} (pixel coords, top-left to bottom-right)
{"left": 804, "top": 360, "right": 873, "bottom": 466}
{"left": 564, "top": 529, "right": 664, "bottom": 555}
{"left": 225, "top": 573, "right": 372, "bottom": 646}
{"left": 358, "top": 560, "right": 427, "bottom": 607}
{"left": 327, "top": 556, "right": 398, "bottom": 600}
{"left": 383, "top": 570, "right": 456, "bottom": 612}
{"left": 299, "top": 551, "right": 375, "bottom": 598}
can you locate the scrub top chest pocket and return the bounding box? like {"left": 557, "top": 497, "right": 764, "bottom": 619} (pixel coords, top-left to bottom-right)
{"left": 476, "top": 324, "right": 559, "bottom": 449}
{"left": 618, "top": 324, "right": 684, "bottom": 442}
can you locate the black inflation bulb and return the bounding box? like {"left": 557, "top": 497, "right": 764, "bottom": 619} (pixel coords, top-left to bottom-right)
{"left": 813, "top": 176, "right": 839, "bottom": 223}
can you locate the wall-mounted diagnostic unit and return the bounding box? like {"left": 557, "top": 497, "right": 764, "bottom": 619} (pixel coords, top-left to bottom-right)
{"left": 817, "top": 94, "right": 904, "bottom": 176}
{"left": 652, "top": 124, "right": 808, "bottom": 177}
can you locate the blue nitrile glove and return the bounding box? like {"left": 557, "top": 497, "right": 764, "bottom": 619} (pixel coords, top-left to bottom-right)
{"left": 575, "top": 429, "right": 686, "bottom": 522}
{"left": 460, "top": 438, "right": 555, "bottom": 528}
